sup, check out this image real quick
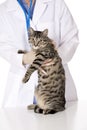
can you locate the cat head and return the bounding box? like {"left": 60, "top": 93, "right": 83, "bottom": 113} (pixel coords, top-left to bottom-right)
{"left": 28, "top": 27, "right": 48, "bottom": 50}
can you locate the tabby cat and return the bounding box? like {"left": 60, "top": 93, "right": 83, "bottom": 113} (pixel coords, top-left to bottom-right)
{"left": 18, "top": 27, "right": 66, "bottom": 114}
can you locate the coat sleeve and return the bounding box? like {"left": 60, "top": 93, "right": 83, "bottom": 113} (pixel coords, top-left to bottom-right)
{"left": 0, "top": 7, "right": 25, "bottom": 69}
{"left": 0, "top": 33, "right": 24, "bottom": 69}
{"left": 58, "top": 0, "right": 79, "bottom": 64}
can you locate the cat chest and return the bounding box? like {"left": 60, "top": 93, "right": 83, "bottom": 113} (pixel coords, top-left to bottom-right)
{"left": 38, "top": 62, "right": 59, "bottom": 82}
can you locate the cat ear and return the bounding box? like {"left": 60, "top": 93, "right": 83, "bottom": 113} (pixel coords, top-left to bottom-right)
{"left": 43, "top": 29, "right": 48, "bottom": 36}
{"left": 28, "top": 27, "right": 34, "bottom": 35}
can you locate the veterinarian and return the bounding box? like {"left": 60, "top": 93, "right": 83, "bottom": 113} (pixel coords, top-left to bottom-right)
{"left": 0, "top": 0, "right": 79, "bottom": 107}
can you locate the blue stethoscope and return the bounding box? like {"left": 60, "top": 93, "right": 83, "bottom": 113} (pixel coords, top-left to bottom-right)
{"left": 17, "top": 0, "right": 37, "bottom": 104}
{"left": 17, "top": 0, "right": 32, "bottom": 30}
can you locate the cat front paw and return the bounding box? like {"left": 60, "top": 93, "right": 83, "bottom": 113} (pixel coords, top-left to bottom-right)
{"left": 22, "top": 77, "right": 29, "bottom": 83}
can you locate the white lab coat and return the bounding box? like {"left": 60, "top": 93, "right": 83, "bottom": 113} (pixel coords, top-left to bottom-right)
{"left": 0, "top": 0, "right": 79, "bottom": 107}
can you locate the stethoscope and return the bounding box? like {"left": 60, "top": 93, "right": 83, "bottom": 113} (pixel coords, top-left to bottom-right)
{"left": 17, "top": 0, "right": 33, "bottom": 30}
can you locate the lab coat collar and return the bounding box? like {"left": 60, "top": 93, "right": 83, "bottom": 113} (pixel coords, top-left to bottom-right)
{"left": 6, "top": 0, "right": 53, "bottom": 25}
{"left": 32, "top": 0, "right": 53, "bottom": 25}
{"left": 6, "top": 0, "right": 53, "bottom": 12}
{"left": 42, "top": 0, "right": 53, "bottom": 3}
{"left": 6, "top": 0, "right": 19, "bottom": 12}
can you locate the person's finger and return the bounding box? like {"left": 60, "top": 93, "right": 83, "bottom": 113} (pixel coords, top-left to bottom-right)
{"left": 43, "top": 59, "right": 53, "bottom": 64}
{"left": 39, "top": 67, "right": 48, "bottom": 75}
{"left": 42, "top": 59, "right": 54, "bottom": 67}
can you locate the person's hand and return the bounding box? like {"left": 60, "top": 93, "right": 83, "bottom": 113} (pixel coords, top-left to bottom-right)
{"left": 39, "top": 59, "right": 54, "bottom": 75}
{"left": 42, "top": 59, "right": 54, "bottom": 67}
{"left": 22, "top": 50, "right": 35, "bottom": 65}
{"left": 22, "top": 50, "right": 54, "bottom": 75}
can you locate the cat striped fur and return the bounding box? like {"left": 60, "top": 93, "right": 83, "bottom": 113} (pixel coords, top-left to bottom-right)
{"left": 18, "top": 27, "right": 66, "bottom": 114}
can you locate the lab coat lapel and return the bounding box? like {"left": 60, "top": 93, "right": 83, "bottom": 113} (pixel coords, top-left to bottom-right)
{"left": 6, "top": 0, "right": 25, "bottom": 20}
{"left": 32, "top": 0, "right": 52, "bottom": 25}
{"left": 6, "top": 0, "right": 53, "bottom": 28}
{"left": 6, "top": 0, "right": 19, "bottom": 12}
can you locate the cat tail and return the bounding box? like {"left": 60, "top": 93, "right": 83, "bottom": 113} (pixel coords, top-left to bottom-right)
{"left": 27, "top": 104, "right": 36, "bottom": 110}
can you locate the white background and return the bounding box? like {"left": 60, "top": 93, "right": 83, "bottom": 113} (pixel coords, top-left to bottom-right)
{"left": 0, "top": 0, "right": 87, "bottom": 105}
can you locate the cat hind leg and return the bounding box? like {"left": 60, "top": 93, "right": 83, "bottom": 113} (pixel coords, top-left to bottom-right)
{"left": 43, "top": 109, "right": 57, "bottom": 115}
{"left": 34, "top": 105, "right": 43, "bottom": 114}
{"left": 43, "top": 107, "right": 65, "bottom": 115}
